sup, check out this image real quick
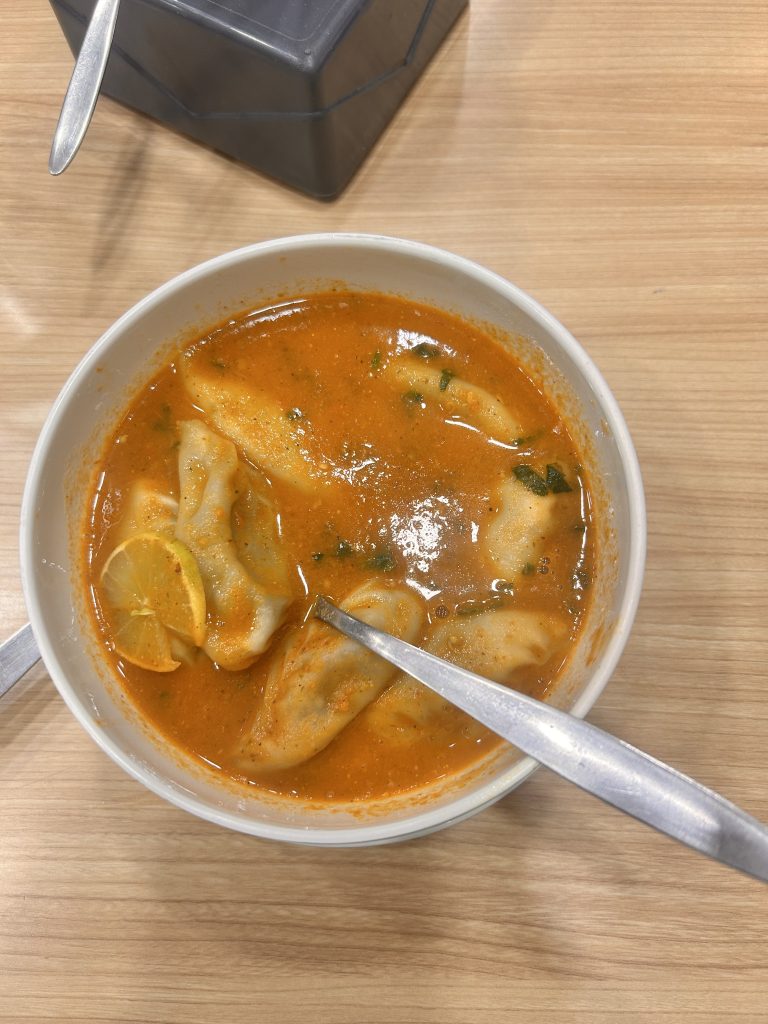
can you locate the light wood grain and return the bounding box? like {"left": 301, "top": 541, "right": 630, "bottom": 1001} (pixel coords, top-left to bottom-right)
{"left": 2, "top": 2, "right": 768, "bottom": 1021}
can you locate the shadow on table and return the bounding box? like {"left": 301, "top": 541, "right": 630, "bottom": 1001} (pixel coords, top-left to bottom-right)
{"left": 0, "top": 661, "right": 58, "bottom": 748}
{"left": 88, "top": 119, "right": 152, "bottom": 274}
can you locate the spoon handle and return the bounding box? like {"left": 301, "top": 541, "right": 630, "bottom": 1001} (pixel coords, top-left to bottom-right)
{"left": 315, "top": 596, "right": 768, "bottom": 884}
{"left": 49, "top": 0, "right": 122, "bottom": 175}
{"left": 0, "top": 623, "right": 41, "bottom": 699}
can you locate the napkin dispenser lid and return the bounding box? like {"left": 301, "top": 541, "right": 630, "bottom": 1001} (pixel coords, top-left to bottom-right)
{"left": 51, "top": 0, "right": 468, "bottom": 198}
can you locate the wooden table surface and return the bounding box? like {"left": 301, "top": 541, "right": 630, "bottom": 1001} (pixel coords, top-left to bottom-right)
{"left": 2, "top": 2, "right": 768, "bottom": 1021}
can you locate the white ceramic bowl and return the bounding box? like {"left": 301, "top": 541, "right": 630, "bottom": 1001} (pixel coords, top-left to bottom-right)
{"left": 21, "top": 234, "right": 645, "bottom": 846}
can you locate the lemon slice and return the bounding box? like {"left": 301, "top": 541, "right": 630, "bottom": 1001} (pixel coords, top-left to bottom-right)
{"left": 99, "top": 532, "right": 207, "bottom": 672}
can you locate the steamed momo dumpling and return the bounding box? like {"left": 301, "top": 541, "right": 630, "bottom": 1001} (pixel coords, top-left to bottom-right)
{"left": 182, "top": 358, "right": 316, "bottom": 493}
{"left": 382, "top": 357, "right": 526, "bottom": 443}
{"left": 116, "top": 480, "right": 178, "bottom": 541}
{"left": 175, "top": 420, "right": 291, "bottom": 670}
{"left": 231, "top": 465, "right": 293, "bottom": 596}
{"left": 238, "top": 582, "right": 425, "bottom": 770}
{"left": 484, "top": 475, "right": 556, "bottom": 575}
{"left": 426, "top": 607, "right": 566, "bottom": 679}
{"left": 366, "top": 609, "right": 567, "bottom": 743}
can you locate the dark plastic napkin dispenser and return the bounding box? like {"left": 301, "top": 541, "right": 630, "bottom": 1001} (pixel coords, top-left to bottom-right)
{"left": 50, "top": 0, "right": 467, "bottom": 199}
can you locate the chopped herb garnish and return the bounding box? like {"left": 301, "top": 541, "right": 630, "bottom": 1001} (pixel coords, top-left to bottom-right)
{"left": 546, "top": 464, "right": 572, "bottom": 493}
{"left": 311, "top": 552, "right": 325, "bottom": 562}
{"left": 334, "top": 539, "right": 354, "bottom": 558}
{"left": 402, "top": 390, "right": 425, "bottom": 408}
{"left": 371, "top": 350, "right": 382, "bottom": 369}
{"left": 365, "top": 549, "right": 396, "bottom": 572}
{"left": 510, "top": 431, "right": 542, "bottom": 450}
{"left": 513, "top": 464, "right": 549, "bottom": 496}
{"left": 438, "top": 368, "right": 455, "bottom": 392}
{"left": 152, "top": 404, "right": 173, "bottom": 432}
{"left": 413, "top": 342, "right": 438, "bottom": 359}
{"left": 522, "top": 562, "right": 536, "bottom": 576}
{"left": 456, "top": 596, "right": 504, "bottom": 617}
{"left": 210, "top": 358, "right": 227, "bottom": 370}
{"left": 285, "top": 407, "right": 303, "bottom": 421}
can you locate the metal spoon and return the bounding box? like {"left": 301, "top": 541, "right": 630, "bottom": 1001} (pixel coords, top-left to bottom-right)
{"left": 315, "top": 596, "right": 768, "bottom": 883}
{"left": 49, "top": 0, "right": 122, "bottom": 175}
{"left": 0, "top": 624, "right": 39, "bottom": 699}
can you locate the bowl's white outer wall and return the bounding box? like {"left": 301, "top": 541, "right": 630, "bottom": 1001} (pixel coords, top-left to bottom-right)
{"left": 20, "top": 234, "right": 646, "bottom": 846}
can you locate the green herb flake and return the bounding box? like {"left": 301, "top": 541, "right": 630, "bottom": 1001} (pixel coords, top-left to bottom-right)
{"left": 285, "top": 407, "right": 303, "bottom": 421}
{"left": 152, "top": 403, "right": 173, "bottom": 433}
{"left": 334, "top": 539, "right": 354, "bottom": 559}
{"left": 510, "top": 431, "right": 542, "bottom": 450}
{"left": 456, "top": 596, "right": 504, "bottom": 617}
{"left": 413, "top": 342, "right": 438, "bottom": 359}
{"left": 311, "top": 552, "right": 325, "bottom": 563}
{"left": 210, "top": 358, "right": 227, "bottom": 371}
{"left": 546, "top": 464, "right": 572, "bottom": 493}
{"left": 513, "top": 464, "right": 549, "bottom": 496}
{"left": 438, "top": 368, "right": 455, "bottom": 392}
{"left": 371, "top": 350, "right": 382, "bottom": 370}
{"left": 521, "top": 562, "right": 536, "bottom": 576}
{"left": 365, "top": 549, "right": 396, "bottom": 572}
{"left": 402, "top": 390, "right": 425, "bottom": 408}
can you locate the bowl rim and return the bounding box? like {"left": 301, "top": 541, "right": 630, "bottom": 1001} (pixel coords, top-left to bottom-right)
{"left": 20, "top": 232, "right": 646, "bottom": 846}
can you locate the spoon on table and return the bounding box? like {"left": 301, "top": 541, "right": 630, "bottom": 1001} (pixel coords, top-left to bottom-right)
{"left": 49, "top": 0, "right": 122, "bottom": 175}
{"left": 0, "top": 624, "right": 39, "bottom": 699}
{"left": 314, "top": 596, "right": 768, "bottom": 884}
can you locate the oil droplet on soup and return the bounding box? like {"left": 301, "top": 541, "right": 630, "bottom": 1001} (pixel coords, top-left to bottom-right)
{"left": 84, "top": 291, "right": 596, "bottom": 803}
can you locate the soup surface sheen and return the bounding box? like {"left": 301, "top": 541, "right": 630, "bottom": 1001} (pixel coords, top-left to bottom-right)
{"left": 85, "top": 291, "right": 596, "bottom": 802}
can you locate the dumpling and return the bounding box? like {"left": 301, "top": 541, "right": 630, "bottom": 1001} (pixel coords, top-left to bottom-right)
{"left": 426, "top": 607, "right": 566, "bottom": 678}
{"left": 116, "top": 480, "right": 178, "bottom": 541}
{"left": 366, "top": 608, "right": 566, "bottom": 744}
{"left": 231, "top": 465, "right": 293, "bottom": 596}
{"left": 238, "top": 582, "right": 425, "bottom": 770}
{"left": 484, "top": 475, "right": 556, "bottom": 575}
{"left": 382, "top": 357, "right": 526, "bottom": 443}
{"left": 175, "top": 420, "right": 291, "bottom": 671}
{"left": 182, "top": 358, "right": 316, "bottom": 493}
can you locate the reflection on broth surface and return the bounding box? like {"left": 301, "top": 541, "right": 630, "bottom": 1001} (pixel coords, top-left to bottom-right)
{"left": 85, "top": 291, "right": 596, "bottom": 802}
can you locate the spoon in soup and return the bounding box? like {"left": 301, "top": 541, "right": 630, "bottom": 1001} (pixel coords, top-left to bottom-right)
{"left": 314, "top": 595, "right": 768, "bottom": 884}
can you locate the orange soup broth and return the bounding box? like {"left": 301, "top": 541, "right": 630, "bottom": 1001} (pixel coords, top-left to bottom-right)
{"left": 86, "top": 291, "right": 595, "bottom": 802}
